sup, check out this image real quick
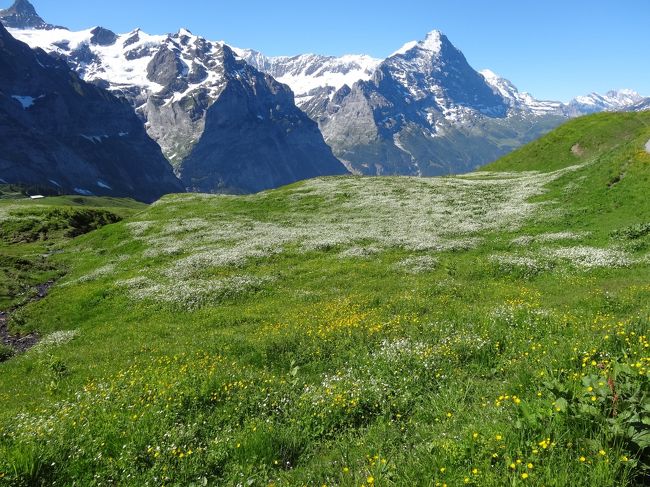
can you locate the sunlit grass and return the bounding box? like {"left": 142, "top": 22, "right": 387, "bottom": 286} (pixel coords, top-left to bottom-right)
{"left": 0, "top": 112, "right": 649, "bottom": 485}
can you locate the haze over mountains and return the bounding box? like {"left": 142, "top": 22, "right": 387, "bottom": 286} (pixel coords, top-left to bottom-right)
{"left": 1, "top": 0, "right": 648, "bottom": 195}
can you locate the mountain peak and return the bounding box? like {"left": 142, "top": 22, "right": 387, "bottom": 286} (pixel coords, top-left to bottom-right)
{"left": 390, "top": 29, "right": 448, "bottom": 57}
{"left": 421, "top": 30, "right": 443, "bottom": 51}
{"left": 7, "top": 0, "right": 36, "bottom": 14}
{"left": 0, "top": 0, "right": 63, "bottom": 29}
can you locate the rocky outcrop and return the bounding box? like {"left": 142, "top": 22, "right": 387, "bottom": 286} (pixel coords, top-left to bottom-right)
{"left": 90, "top": 27, "right": 117, "bottom": 47}
{"left": 0, "top": 23, "right": 184, "bottom": 202}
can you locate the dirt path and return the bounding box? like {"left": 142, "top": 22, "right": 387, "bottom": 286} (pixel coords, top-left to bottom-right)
{"left": 0, "top": 280, "right": 54, "bottom": 354}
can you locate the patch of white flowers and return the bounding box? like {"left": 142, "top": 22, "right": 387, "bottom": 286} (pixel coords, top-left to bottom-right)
{"left": 62, "top": 256, "right": 130, "bottom": 286}
{"left": 492, "top": 244, "right": 634, "bottom": 274}
{"left": 118, "top": 275, "right": 273, "bottom": 310}
{"left": 0, "top": 204, "right": 24, "bottom": 224}
{"left": 75, "top": 264, "right": 117, "bottom": 284}
{"left": 124, "top": 220, "right": 154, "bottom": 236}
{"left": 33, "top": 330, "right": 79, "bottom": 351}
{"left": 543, "top": 246, "right": 632, "bottom": 269}
{"left": 490, "top": 254, "right": 548, "bottom": 275}
{"left": 115, "top": 167, "right": 585, "bottom": 309}
{"left": 338, "top": 246, "right": 382, "bottom": 259}
{"left": 511, "top": 231, "right": 589, "bottom": 246}
{"left": 394, "top": 255, "right": 438, "bottom": 274}
{"left": 376, "top": 338, "right": 435, "bottom": 365}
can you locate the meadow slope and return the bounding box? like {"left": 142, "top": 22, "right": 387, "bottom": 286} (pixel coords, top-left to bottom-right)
{"left": 0, "top": 112, "right": 649, "bottom": 486}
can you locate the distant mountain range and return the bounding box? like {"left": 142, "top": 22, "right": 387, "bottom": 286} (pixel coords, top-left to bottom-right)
{"left": 238, "top": 33, "right": 648, "bottom": 175}
{"left": 1, "top": 0, "right": 648, "bottom": 191}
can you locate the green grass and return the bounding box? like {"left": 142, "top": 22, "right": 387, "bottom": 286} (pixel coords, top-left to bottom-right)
{"left": 0, "top": 195, "right": 146, "bottom": 310}
{"left": 0, "top": 112, "right": 649, "bottom": 486}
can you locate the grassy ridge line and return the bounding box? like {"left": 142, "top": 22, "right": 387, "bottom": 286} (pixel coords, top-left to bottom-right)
{"left": 0, "top": 113, "right": 648, "bottom": 485}
{"left": 486, "top": 111, "right": 650, "bottom": 240}
{"left": 484, "top": 111, "right": 650, "bottom": 172}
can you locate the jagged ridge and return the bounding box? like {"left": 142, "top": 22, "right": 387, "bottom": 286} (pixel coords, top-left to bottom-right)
{"left": 0, "top": 22, "right": 184, "bottom": 201}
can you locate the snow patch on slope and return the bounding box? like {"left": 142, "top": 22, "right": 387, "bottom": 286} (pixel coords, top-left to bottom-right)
{"left": 9, "top": 26, "right": 167, "bottom": 92}
{"left": 233, "top": 48, "right": 381, "bottom": 98}
{"left": 11, "top": 95, "right": 36, "bottom": 108}
{"left": 391, "top": 30, "right": 443, "bottom": 57}
{"left": 480, "top": 69, "right": 564, "bottom": 115}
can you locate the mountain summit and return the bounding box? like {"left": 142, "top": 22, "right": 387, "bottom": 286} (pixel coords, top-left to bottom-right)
{"left": 391, "top": 29, "right": 445, "bottom": 56}
{"left": 307, "top": 30, "right": 520, "bottom": 175}
{"left": 0, "top": 0, "right": 60, "bottom": 29}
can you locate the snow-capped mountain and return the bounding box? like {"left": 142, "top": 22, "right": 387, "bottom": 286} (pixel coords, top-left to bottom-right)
{"left": 480, "top": 72, "right": 647, "bottom": 118}
{"left": 0, "top": 23, "right": 183, "bottom": 201}
{"left": 566, "top": 89, "right": 646, "bottom": 116}
{"left": 233, "top": 49, "right": 380, "bottom": 106}
{"left": 299, "top": 31, "right": 566, "bottom": 175}
{"left": 1, "top": 1, "right": 347, "bottom": 193}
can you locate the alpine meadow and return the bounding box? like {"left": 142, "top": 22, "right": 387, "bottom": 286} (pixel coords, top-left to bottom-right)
{"left": 1, "top": 112, "right": 649, "bottom": 485}
{"left": 1, "top": 0, "right": 650, "bottom": 486}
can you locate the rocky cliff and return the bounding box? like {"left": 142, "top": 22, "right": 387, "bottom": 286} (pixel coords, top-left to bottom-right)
{"left": 0, "top": 23, "right": 184, "bottom": 201}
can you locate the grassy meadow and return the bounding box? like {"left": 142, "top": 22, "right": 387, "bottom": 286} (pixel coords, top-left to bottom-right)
{"left": 0, "top": 112, "right": 649, "bottom": 486}
{"left": 0, "top": 193, "right": 145, "bottom": 310}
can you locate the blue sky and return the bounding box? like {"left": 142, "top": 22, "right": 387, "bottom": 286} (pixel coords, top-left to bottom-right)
{"left": 8, "top": 0, "right": 650, "bottom": 101}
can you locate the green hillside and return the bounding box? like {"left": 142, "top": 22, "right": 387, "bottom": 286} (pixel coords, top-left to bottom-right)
{"left": 0, "top": 195, "right": 145, "bottom": 310}
{"left": 0, "top": 113, "right": 649, "bottom": 486}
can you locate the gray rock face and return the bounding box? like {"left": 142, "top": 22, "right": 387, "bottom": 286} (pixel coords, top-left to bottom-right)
{"left": 90, "top": 27, "right": 117, "bottom": 46}
{"left": 178, "top": 46, "right": 347, "bottom": 193}
{"left": 147, "top": 46, "right": 187, "bottom": 87}
{"left": 0, "top": 23, "right": 184, "bottom": 202}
